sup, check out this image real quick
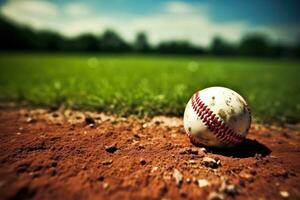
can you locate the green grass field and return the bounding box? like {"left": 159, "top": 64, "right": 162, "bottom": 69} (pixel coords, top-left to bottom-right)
{"left": 0, "top": 53, "right": 299, "bottom": 123}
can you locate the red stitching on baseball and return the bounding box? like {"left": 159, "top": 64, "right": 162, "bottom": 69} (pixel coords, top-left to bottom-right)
{"left": 190, "top": 92, "right": 245, "bottom": 145}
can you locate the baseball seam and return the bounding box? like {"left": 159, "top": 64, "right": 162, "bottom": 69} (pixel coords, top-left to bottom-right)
{"left": 190, "top": 92, "right": 245, "bottom": 145}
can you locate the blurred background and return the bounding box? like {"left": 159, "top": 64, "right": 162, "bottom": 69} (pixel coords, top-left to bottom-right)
{"left": 0, "top": 0, "right": 300, "bottom": 55}
{"left": 0, "top": 0, "right": 299, "bottom": 123}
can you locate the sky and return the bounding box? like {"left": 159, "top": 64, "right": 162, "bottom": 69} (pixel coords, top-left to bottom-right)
{"left": 0, "top": 0, "right": 299, "bottom": 47}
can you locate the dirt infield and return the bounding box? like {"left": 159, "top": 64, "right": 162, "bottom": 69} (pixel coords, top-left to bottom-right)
{"left": 0, "top": 107, "right": 299, "bottom": 200}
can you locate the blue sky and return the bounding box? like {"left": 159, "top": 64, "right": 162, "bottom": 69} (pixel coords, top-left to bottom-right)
{"left": 0, "top": 0, "right": 299, "bottom": 46}
{"left": 49, "top": 0, "right": 300, "bottom": 25}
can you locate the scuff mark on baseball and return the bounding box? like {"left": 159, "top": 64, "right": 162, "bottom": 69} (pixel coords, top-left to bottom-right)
{"left": 183, "top": 87, "right": 251, "bottom": 148}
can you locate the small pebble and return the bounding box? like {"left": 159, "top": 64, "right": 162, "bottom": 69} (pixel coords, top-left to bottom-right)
{"left": 220, "top": 182, "right": 239, "bottom": 196}
{"left": 225, "top": 184, "right": 238, "bottom": 196}
{"left": 279, "top": 191, "right": 289, "bottom": 198}
{"left": 26, "top": 117, "right": 35, "bottom": 123}
{"left": 198, "top": 179, "right": 210, "bottom": 187}
{"left": 103, "top": 182, "right": 109, "bottom": 189}
{"left": 200, "top": 147, "right": 207, "bottom": 153}
{"left": 207, "top": 191, "right": 224, "bottom": 200}
{"left": 255, "top": 153, "right": 263, "bottom": 160}
{"left": 173, "top": 168, "right": 183, "bottom": 186}
{"left": 188, "top": 160, "right": 197, "bottom": 164}
{"left": 179, "top": 147, "right": 198, "bottom": 155}
{"left": 151, "top": 166, "right": 159, "bottom": 173}
{"left": 102, "top": 160, "right": 113, "bottom": 165}
{"left": 202, "top": 157, "right": 220, "bottom": 169}
{"left": 186, "top": 178, "right": 191, "bottom": 184}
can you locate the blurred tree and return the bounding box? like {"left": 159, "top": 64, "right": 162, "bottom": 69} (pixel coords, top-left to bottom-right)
{"left": 36, "top": 31, "right": 65, "bottom": 51}
{"left": 72, "top": 34, "right": 100, "bottom": 52}
{"left": 99, "top": 30, "right": 131, "bottom": 52}
{"left": 210, "top": 36, "right": 236, "bottom": 55}
{"left": 293, "top": 37, "right": 300, "bottom": 57}
{"left": 157, "top": 41, "right": 205, "bottom": 55}
{"left": 0, "top": 16, "right": 35, "bottom": 50}
{"left": 134, "top": 32, "right": 151, "bottom": 53}
{"left": 268, "top": 43, "right": 287, "bottom": 57}
{"left": 0, "top": 14, "right": 299, "bottom": 57}
{"left": 238, "top": 34, "right": 270, "bottom": 56}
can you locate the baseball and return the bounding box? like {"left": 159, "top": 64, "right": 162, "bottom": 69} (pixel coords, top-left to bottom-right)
{"left": 183, "top": 87, "right": 251, "bottom": 148}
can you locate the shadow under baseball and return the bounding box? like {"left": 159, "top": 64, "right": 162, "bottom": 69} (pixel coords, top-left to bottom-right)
{"left": 204, "top": 139, "right": 272, "bottom": 158}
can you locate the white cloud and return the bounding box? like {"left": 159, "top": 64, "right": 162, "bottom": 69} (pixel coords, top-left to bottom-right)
{"left": 0, "top": 0, "right": 298, "bottom": 46}
{"left": 165, "top": 1, "right": 195, "bottom": 14}
{"left": 0, "top": 0, "right": 61, "bottom": 30}
{"left": 64, "top": 3, "right": 92, "bottom": 16}
{"left": 127, "top": 14, "right": 248, "bottom": 46}
{"left": 1, "top": 0, "right": 58, "bottom": 18}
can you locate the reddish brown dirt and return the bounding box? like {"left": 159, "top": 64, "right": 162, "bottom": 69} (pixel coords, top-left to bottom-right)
{"left": 0, "top": 107, "right": 299, "bottom": 200}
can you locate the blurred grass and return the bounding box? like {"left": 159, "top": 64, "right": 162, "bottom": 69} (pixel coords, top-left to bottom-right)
{"left": 0, "top": 53, "right": 299, "bottom": 123}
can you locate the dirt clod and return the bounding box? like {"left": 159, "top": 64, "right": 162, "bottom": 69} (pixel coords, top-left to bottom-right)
{"left": 202, "top": 157, "right": 220, "bottom": 169}
{"left": 105, "top": 144, "right": 118, "bottom": 153}
{"left": 85, "top": 116, "right": 95, "bottom": 125}
{"left": 97, "top": 176, "right": 104, "bottom": 181}
{"left": 179, "top": 147, "right": 198, "bottom": 155}
{"left": 239, "top": 171, "right": 254, "bottom": 182}
{"left": 223, "top": 184, "right": 238, "bottom": 196}
{"left": 272, "top": 170, "right": 289, "bottom": 178}
{"left": 219, "top": 181, "right": 239, "bottom": 196}
{"left": 140, "top": 158, "right": 146, "bottom": 165}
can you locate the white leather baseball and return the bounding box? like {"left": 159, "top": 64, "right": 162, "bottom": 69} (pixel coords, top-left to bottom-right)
{"left": 183, "top": 87, "right": 251, "bottom": 148}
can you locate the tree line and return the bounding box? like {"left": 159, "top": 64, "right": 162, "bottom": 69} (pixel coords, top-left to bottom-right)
{"left": 0, "top": 15, "right": 299, "bottom": 57}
